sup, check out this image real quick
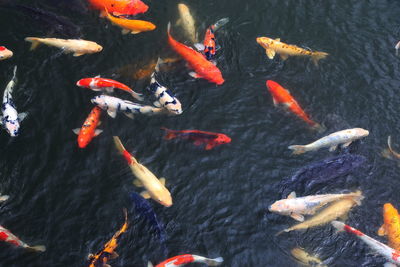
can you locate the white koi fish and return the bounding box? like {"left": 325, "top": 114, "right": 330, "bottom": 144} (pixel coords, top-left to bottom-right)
{"left": 288, "top": 128, "right": 369, "bottom": 155}
{"left": 176, "top": 3, "right": 197, "bottom": 43}
{"left": 1, "top": 66, "right": 27, "bottom": 137}
{"left": 148, "top": 58, "right": 182, "bottom": 115}
{"left": 332, "top": 221, "right": 400, "bottom": 266}
{"left": 91, "top": 95, "right": 167, "bottom": 119}
{"left": 0, "top": 46, "right": 13, "bottom": 60}
{"left": 113, "top": 136, "right": 172, "bottom": 207}
{"left": 269, "top": 190, "right": 363, "bottom": 222}
{"left": 25, "top": 37, "right": 102, "bottom": 57}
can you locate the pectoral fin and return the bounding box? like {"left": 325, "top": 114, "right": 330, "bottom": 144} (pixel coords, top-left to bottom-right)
{"left": 94, "top": 129, "right": 103, "bottom": 136}
{"left": 272, "top": 97, "right": 278, "bottom": 106}
{"left": 122, "top": 29, "right": 130, "bottom": 35}
{"left": 148, "top": 262, "right": 154, "bottom": 267}
{"left": 153, "top": 101, "right": 162, "bottom": 108}
{"left": 131, "top": 31, "right": 141, "bottom": 34}
{"left": 194, "top": 43, "right": 205, "bottom": 51}
{"left": 73, "top": 52, "right": 85, "bottom": 57}
{"left": 140, "top": 190, "right": 151, "bottom": 199}
{"left": 378, "top": 224, "right": 387, "bottom": 236}
{"left": 18, "top": 112, "right": 28, "bottom": 122}
{"left": 110, "top": 251, "right": 119, "bottom": 259}
{"left": 107, "top": 109, "right": 117, "bottom": 118}
{"left": 189, "top": 72, "right": 201, "bottom": 79}
{"left": 72, "top": 128, "right": 80, "bottom": 135}
{"left": 342, "top": 141, "right": 352, "bottom": 148}
{"left": 133, "top": 179, "right": 144, "bottom": 187}
{"left": 159, "top": 177, "right": 166, "bottom": 185}
{"left": 265, "top": 48, "right": 276, "bottom": 59}
{"left": 275, "top": 38, "right": 281, "bottom": 41}
{"left": 205, "top": 143, "right": 216, "bottom": 150}
{"left": 124, "top": 112, "right": 135, "bottom": 119}
{"left": 329, "top": 145, "right": 338, "bottom": 152}
{"left": 290, "top": 213, "right": 304, "bottom": 222}
{"left": 279, "top": 54, "right": 289, "bottom": 60}
{"left": 287, "top": 191, "right": 296, "bottom": 199}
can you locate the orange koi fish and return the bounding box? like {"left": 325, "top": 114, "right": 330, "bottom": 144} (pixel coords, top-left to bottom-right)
{"left": 378, "top": 203, "right": 400, "bottom": 251}
{"left": 167, "top": 22, "right": 224, "bottom": 85}
{"left": 87, "top": 209, "right": 128, "bottom": 267}
{"left": 73, "top": 106, "right": 102, "bottom": 148}
{"left": 105, "top": 8, "right": 155, "bottom": 34}
{"left": 88, "top": 0, "right": 148, "bottom": 17}
{"left": 266, "top": 80, "right": 321, "bottom": 130}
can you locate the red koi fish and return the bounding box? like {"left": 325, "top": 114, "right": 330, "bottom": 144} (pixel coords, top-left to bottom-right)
{"left": 167, "top": 22, "right": 224, "bottom": 85}
{"left": 0, "top": 46, "right": 13, "bottom": 60}
{"left": 87, "top": 209, "right": 128, "bottom": 267}
{"left": 77, "top": 77, "right": 143, "bottom": 101}
{"left": 148, "top": 254, "right": 223, "bottom": 267}
{"left": 88, "top": 0, "right": 148, "bottom": 17}
{"left": 266, "top": 80, "right": 322, "bottom": 130}
{"left": 0, "top": 225, "right": 45, "bottom": 252}
{"left": 73, "top": 106, "right": 103, "bottom": 148}
{"left": 161, "top": 127, "right": 231, "bottom": 150}
{"left": 195, "top": 18, "right": 229, "bottom": 63}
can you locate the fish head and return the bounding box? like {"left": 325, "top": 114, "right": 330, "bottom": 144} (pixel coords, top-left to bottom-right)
{"left": 168, "top": 99, "right": 183, "bottom": 115}
{"left": 383, "top": 203, "right": 399, "bottom": 224}
{"left": 93, "top": 44, "right": 103, "bottom": 53}
{"left": 355, "top": 128, "right": 369, "bottom": 137}
{"left": 76, "top": 78, "right": 91, "bottom": 88}
{"left": 268, "top": 200, "right": 290, "bottom": 214}
{"left": 126, "top": 0, "right": 149, "bottom": 15}
{"left": 4, "top": 118, "right": 20, "bottom": 137}
{"left": 178, "top": 3, "right": 189, "bottom": 14}
{"left": 256, "top": 37, "right": 272, "bottom": 48}
{"left": 215, "top": 134, "right": 231, "bottom": 145}
{"left": 156, "top": 191, "right": 173, "bottom": 207}
{"left": 0, "top": 47, "right": 13, "bottom": 60}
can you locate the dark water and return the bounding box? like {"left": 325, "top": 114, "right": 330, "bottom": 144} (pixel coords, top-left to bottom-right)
{"left": 1, "top": 0, "right": 400, "bottom": 266}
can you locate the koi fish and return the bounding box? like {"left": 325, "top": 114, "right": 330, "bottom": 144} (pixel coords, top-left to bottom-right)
{"left": 0, "top": 225, "right": 45, "bottom": 252}
{"left": 91, "top": 95, "right": 167, "bottom": 119}
{"left": 269, "top": 190, "right": 363, "bottom": 222}
{"left": 194, "top": 18, "right": 229, "bottom": 63}
{"left": 88, "top": 0, "right": 148, "bottom": 17}
{"left": 72, "top": 106, "right": 102, "bottom": 148}
{"left": 288, "top": 128, "right": 369, "bottom": 155}
{"left": 1, "top": 66, "right": 27, "bottom": 137}
{"left": 161, "top": 127, "right": 231, "bottom": 150}
{"left": 105, "top": 8, "right": 155, "bottom": 35}
{"left": 117, "top": 57, "right": 181, "bottom": 80}
{"left": 0, "top": 194, "right": 9, "bottom": 202}
{"left": 176, "top": 3, "right": 197, "bottom": 43}
{"left": 382, "top": 136, "right": 400, "bottom": 160}
{"left": 290, "top": 247, "right": 327, "bottom": 267}
{"left": 25, "top": 37, "right": 102, "bottom": 56}
{"left": 87, "top": 209, "right": 128, "bottom": 267}
{"left": 332, "top": 220, "right": 400, "bottom": 266}
{"left": 256, "top": 37, "right": 328, "bottom": 66}
{"left": 0, "top": 46, "right": 13, "bottom": 60}
{"left": 266, "top": 80, "right": 321, "bottom": 130}
{"left": 277, "top": 197, "right": 362, "bottom": 235}
{"left": 76, "top": 77, "right": 143, "bottom": 101}
{"left": 148, "top": 254, "right": 224, "bottom": 267}
{"left": 167, "top": 22, "right": 224, "bottom": 85}
{"left": 148, "top": 58, "right": 182, "bottom": 115}
{"left": 378, "top": 203, "right": 400, "bottom": 251}
{"left": 113, "top": 137, "right": 172, "bottom": 207}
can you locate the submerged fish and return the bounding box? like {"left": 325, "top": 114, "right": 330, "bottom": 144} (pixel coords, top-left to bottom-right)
{"left": 256, "top": 37, "right": 328, "bottom": 66}
{"left": 1, "top": 66, "right": 27, "bottom": 137}
{"left": 114, "top": 137, "right": 172, "bottom": 207}
{"left": 378, "top": 203, "right": 400, "bottom": 251}
{"left": 117, "top": 57, "right": 181, "bottom": 80}
{"left": 277, "top": 154, "right": 367, "bottom": 196}
{"left": 269, "top": 190, "right": 363, "bottom": 222}
{"left": 0, "top": 225, "right": 45, "bottom": 252}
{"left": 149, "top": 254, "right": 223, "bottom": 267}
{"left": 25, "top": 37, "right": 102, "bottom": 56}
{"left": 0, "top": 46, "right": 13, "bottom": 60}
{"left": 332, "top": 221, "right": 400, "bottom": 266}
{"left": 277, "top": 197, "right": 362, "bottom": 235}
{"left": 288, "top": 128, "right": 369, "bottom": 155}
{"left": 104, "top": 8, "right": 156, "bottom": 35}
{"left": 290, "top": 247, "right": 326, "bottom": 267}
{"left": 176, "top": 3, "right": 197, "bottom": 43}
{"left": 382, "top": 136, "right": 400, "bottom": 160}
{"left": 72, "top": 106, "right": 102, "bottom": 148}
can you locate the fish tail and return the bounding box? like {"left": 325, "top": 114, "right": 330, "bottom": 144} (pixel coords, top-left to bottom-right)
{"left": 129, "top": 90, "right": 144, "bottom": 102}
{"left": 24, "top": 37, "right": 41, "bottom": 50}
{"left": 310, "top": 122, "right": 326, "bottom": 133}
{"left": 167, "top": 21, "right": 171, "bottom": 35}
{"left": 26, "top": 245, "right": 46, "bottom": 252}
{"left": 387, "top": 135, "right": 400, "bottom": 158}
{"left": 395, "top": 41, "right": 400, "bottom": 50}
{"left": 331, "top": 220, "right": 345, "bottom": 233}
{"left": 161, "top": 127, "right": 176, "bottom": 140}
{"left": 350, "top": 190, "right": 364, "bottom": 205}
{"left": 213, "top": 18, "right": 229, "bottom": 31}
{"left": 204, "top": 257, "right": 224, "bottom": 266}
{"left": 311, "top": 52, "right": 329, "bottom": 67}
{"left": 288, "top": 145, "right": 307, "bottom": 155}
{"left": 113, "top": 136, "right": 127, "bottom": 154}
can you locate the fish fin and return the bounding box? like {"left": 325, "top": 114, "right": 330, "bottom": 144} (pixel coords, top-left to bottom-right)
{"left": 107, "top": 109, "right": 117, "bottom": 118}
{"left": 272, "top": 97, "right": 278, "bottom": 106}
{"left": 105, "top": 87, "right": 114, "bottom": 93}
{"left": 265, "top": 48, "right": 276, "bottom": 59}
{"left": 211, "top": 60, "right": 217, "bottom": 65}
{"left": 73, "top": 52, "right": 85, "bottom": 57}
{"left": 130, "top": 91, "right": 144, "bottom": 101}
{"left": 97, "top": 121, "right": 102, "bottom": 126}
{"left": 288, "top": 145, "right": 307, "bottom": 155}
{"left": 279, "top": 54, "right": 289, "bottom": 61}
{"left": 131, "top": 31, "right": 141, "bottom": 34}
{"left": 94, "top": 129, "right": 103, "bottom": 136}
{"left": 25, "top": 37, "right": 41, "bottom": 50}
{"left": 153, "top": 101, "right": 162, "bottom": 108}
{"left": 159, "top": 177, "right": 166, "bottom": 185}
{"left": 383, "top": 262, "right": 397, "bottom": 267}
{"left": 378, "top": 225, "right": 387, "bottom": 236}
{"left": 311, "top": 52, "right": 328, "bottom": 67}
{"left": 205, "top": 143, "right": 216, "bottom": 150}
{"left": 287, "top": 191, "right": 296, "bottom": 199}
{"left": 161, "top": 127, "right": 177, "bottom": 140}
{"left": 110, "top": 251, "right": 119, "bottom": 259}
{"left": 331, "top": 220, "right": 345, "bottom": 233}
{"left": 342, "top": 141, "right": 352, "bottom": 148}
{"left": 0, "top": 195, "right": 9, "bottom": 202}
{"left": 176, "top": 18, "right": 182, "bottom": 26}
{"left": 133, "top": 179, "right": 144, "bottom": 187}
{"left": 275, "top": 38, "right": 280, "bottom": 41}
{"left": 351, "top": 190, "right": 364, "bottom": 205}
{"left": 194, "top": 43, "right": 205, "bottom": 51}
{"left": 189, "top": 71, "right": 201, "bottom": 79}
{"left": 27, "top": 245, "right": 46, "bottom": 252}
{"left": 124, "top": 112, "right": 135, "bottom": 119}
{"left": 72, "top": 128, "right": 80, "bottom": 135}
{"left": 290, "top": 213, "right": 304, "bottom": 222}
{"left": 213, "top": 17, "right": 229, "bottom": 31}
{"left": 122, "top": 29, "right": 130, "bottom": 35}
{"left": 140, "top": 190, "right": 151, "bottom": 199}
{"left": 95, "top": 75, "right": 101, "bottom": 78}
{"left": 329, "top": 145, "right": 338, "bottom": 152}
{"left": 18, "top": 112, "right": 28, "bottom": 122}
{"left": 113, "top": 136, "right": 127, "bottom": 154}
{"left": 204, "top": 257, "right": 224, "bottom": 266}
{"left": 0, "top": 118, "right": 2, "bottom": 125}
{"left": 148, "top": 262, "right": 154, "bottom": 267}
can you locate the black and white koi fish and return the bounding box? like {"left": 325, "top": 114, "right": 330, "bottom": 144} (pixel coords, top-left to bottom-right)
{"left": 1, "top": 66, "right": 27, "bottom": 137}
{"left": 91, "top": 95, "right": 167, "bottom": 119}
{"left": 148, "top": 58, "right": 182, "bottom": 115}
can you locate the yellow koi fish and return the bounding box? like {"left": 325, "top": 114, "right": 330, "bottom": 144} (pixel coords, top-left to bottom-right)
{"left": 290, "top": 247, "right": 327, "bottom": 267}
{"left": 256, "top": 37, "right": 328, "bottom": 66}
{"left": 176, "top": 3, "right": 197, "bottom": 43}
{"left": 105, "top": 8, "right": 156, "bottom": 35}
